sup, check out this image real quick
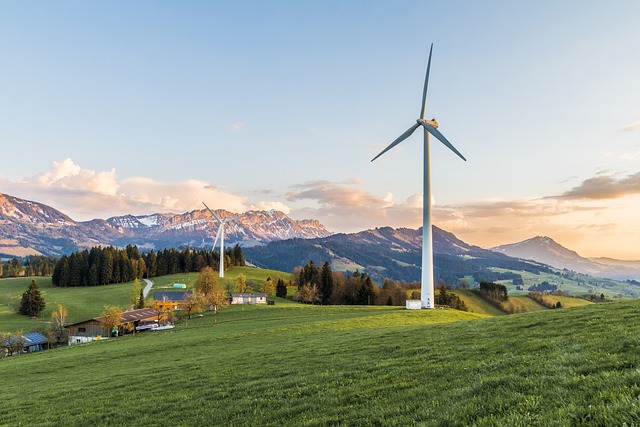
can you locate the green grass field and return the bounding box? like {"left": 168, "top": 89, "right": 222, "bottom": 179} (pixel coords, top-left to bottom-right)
{"left": 489, "top": 267, "right": 639, "bottom": 298}
{"left": 0, "top": 276, "right": 133, "bottom": 332}
{"left": 0, "top": 267, "right": 292, "bottom": 334}
{"left": 1, "top": 299, "right": 639, "bottom": 425}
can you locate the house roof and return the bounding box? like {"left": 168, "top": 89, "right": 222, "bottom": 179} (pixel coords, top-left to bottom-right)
{"left": 67, "top": 307, "right": 160, "bottom": 328}
{"left": 2, "top": 332, "right": 48, "bottom": 347}
{"left": 154, "top": 291, "right": 190, "bottom": 302}
{"left": 23, "top": 332, "right": 48, "bottom": 346}
{"left": 232, "top": 293, "right": 267, "bottom": 297}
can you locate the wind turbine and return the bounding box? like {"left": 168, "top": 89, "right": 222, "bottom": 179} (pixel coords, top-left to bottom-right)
{"left": 371, "top": 43, "right": 466, "bottom": 309}
{"left": 202, "top": 202, "right": 247, "bottom": 278}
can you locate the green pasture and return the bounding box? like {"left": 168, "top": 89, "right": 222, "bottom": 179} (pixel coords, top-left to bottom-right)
{"left": 1, "top": 300, "right": 639, "bottom": 425}
{"left": 0, "top": 276, "right": 132, "bottom": 332}
{"left": 454, "top": 288, "right": 506, "bottom": 316}
{"left": 490, "top": 267, "right": 638, "bottom": 298}
{"left": 0, "top": 267, "right": 292, "bottom": 334}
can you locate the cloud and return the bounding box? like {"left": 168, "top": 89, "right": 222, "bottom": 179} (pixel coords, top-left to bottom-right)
{"left": 0, "top": 159, "right": 252, "bottom": 220}
{"left": 250, "top": 201, "right": 291, "bottom": 214}
{"left": 620, "top": 120, "right": 640, "bottom": 132}
{"left": 286, "top": 180, "right": 421, "bottom": 232}
{"left": 35, "top": 158, "right": 119, "bottom": 196}
{"left": 229, "top": 121, "right": 245, "bottom": 132}
{"left": 555, "top": 172, "right": 640, "bottom": 200}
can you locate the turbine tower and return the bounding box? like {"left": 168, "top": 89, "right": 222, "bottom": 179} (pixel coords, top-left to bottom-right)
{"left": 202, "top": 202, "right": 247, "bottom": 278}
{"left": 371, "top": 44, "right": 466, "bottom": 309}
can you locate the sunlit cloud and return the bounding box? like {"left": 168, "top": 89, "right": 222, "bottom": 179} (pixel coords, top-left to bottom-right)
{"left": 250, "top": 201, "right": 291, "bottom": 214}
{"left": 620, "top": 120, "right": 640, "bottom": 132}
{"left": 554, "top": 171, "right": 640, "bottom": 200}
{"left": 229, "top": 121, "right": 245, "bottom": 132}
{"left": 0, "top": 159, "right": 250, "bottom": 220}
{"left": 286, "top": 180, "right": 421, "bottom": 232}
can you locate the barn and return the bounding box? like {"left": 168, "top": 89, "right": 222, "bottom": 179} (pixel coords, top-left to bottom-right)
{"left": 66, "top": 307, "right": 161, "bottom": 343}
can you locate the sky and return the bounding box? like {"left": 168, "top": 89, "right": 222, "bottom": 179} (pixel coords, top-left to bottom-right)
{"left": 1, "top": 1, "right": 640, "bottom": 259}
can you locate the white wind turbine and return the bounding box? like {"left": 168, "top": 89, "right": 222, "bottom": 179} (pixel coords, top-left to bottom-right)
{"left": 202, "top": 202, "right": 247, "bottom": 278}
{"left": 371, "top": 43, "right": 466, "bottom": 309}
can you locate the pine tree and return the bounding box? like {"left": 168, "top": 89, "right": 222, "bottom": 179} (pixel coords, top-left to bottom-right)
{"left": 320, "top": 262, "right": 334, "bottom": 305}
{"left": 19, "top": 280, "right": 46, "bottom": 317}
{"left": 276, "top": 278, "right": 287, "bottom": 298}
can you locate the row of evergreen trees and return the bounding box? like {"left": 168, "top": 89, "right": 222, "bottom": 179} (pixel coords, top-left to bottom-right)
{"left": 52, "top": 244, "right": 244, "bottom": 287}
{"left": 292, "top": 260, "right": 404, "bottom": 306}
{"left": 1, "top": 256, "right": 57, "bottom": 278}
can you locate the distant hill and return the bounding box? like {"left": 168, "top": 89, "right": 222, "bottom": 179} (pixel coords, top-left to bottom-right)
{"left": 0, "top": 193, "right": 331, "bottom": 257}
{"left": 244, "top": 226, "right": 553, "bottom": 283}
{"left": 492, "top": 236, "right": 640, "bottom": 280}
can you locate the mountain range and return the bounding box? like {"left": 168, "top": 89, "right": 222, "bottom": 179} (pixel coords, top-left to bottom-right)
{"left": 1, "top": 192, "right": 639, "bottom": 282}
{"left": 0, "top": 193, "right": 330, "bottom": 257}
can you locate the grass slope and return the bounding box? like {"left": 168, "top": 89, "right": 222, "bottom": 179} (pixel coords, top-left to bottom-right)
{"left": 0, "top": 277, "right": 132, "bottom": 333}
{"left": 1, "top": 300, "right": 639, "bottom": 426}
{"left": 454, "top": 289, "right": 506, "bottom": 316}
{"left": 0, "top": 267, "right": 292, "bottom": 334}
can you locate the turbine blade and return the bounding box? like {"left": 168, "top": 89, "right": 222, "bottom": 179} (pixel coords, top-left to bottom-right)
{"left": 213, "top": 223, "right": 222, "bottom": 250}
{"left": 420, "top": 44, "right": 434, "bottom": 120}
{"left": 371, "top": 123, "right": 420, "bottom": 162}
{"left": 419, "top": 122, "right": 467, "bottom": 161}
{"left": 202, "top": 202, "right": 222, "bottom": 222}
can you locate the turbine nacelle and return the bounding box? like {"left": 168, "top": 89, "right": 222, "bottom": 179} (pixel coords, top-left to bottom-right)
{"left": 418, "top": 118, "right": 438, "bottom": 129}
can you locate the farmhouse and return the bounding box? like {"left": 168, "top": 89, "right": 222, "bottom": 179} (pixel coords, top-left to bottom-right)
{"left": 66, "top": 307, "right": 162, "bottom": 343}
{"left": 231, "top": 293, "right": 268, "bottom": 305}
{"left": 154, "top": 291, "right": 190, "bottom": 311}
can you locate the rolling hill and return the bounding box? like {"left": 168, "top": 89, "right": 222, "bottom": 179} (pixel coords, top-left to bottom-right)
{"left": 1, "top": 299, "right": 638, "bottom": 425}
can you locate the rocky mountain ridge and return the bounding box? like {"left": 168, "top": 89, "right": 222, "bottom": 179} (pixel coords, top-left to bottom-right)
{"left": 0, "top": 193, "right": 331, "bottom": 257}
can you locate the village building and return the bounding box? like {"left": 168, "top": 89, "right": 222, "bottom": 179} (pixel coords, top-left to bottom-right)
{"left": 2, "top": 332, "right": 49, "bottom": 356}
{"left": 231, "top": 293, "right": 268, "bottom": 305}
{"left": 66, "top": 307, "right": 162, "bottom": 344}
{"left": 154, "top": 291, "right": 190, "bottom": 311}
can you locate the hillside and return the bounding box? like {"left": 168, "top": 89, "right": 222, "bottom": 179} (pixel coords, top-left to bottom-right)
{"left": 244, "top": 226, "right": 554, "bottom": 283}
{"left": 492, "top": 236, "right": 640, "bottom": 280}
{"left": 1, "top": 300, "right": 638, "bottom": 425}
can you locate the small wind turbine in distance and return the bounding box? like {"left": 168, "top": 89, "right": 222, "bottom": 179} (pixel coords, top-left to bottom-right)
{"left": 202, "top": 202, "right": 247, "bottom": 278}
{"left": 371, "top": 43, "right": 466, "bottom": 309}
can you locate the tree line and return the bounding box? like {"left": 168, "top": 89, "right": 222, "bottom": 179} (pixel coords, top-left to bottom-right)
{"left": 290, "top": 260, "right": 420, "bottom": 306}
{"left": 1, "top": 256, "right": 57, "bottom": 278}
{"left": 52, "top": 244, "right": 245, "bottom": 287}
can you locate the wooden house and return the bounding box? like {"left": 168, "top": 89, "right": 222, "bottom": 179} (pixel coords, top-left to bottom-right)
{"left": 66, "top": 308, "right": 161, "bottom": 343}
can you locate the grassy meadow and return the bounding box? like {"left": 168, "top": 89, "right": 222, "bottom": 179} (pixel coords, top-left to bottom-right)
{"left": 1, "top": 298, "right": 639, "bottom": 426}
{"left": 0, "top": 267, "right": 291, "bottom": 334}
{"left": 0, "top": 276, "right": 132, "bottom": 333}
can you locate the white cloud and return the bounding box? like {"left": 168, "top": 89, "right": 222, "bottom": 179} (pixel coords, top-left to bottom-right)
{"left": 0, "top": 159, "right": 251, "bottom": 220}
{"left": 250, "top": 201, "right": 291, "bottom": 214}
{"left": 36, "top": 158, "right": 119, "bottom": 196}
{"left": 229, "top": 121, "right": 245, "bottom": 132}
{"left": 286, "top": 180, "right": 422, "bottom": 232}
{"left": 620, "top": 120, "right": 640, "bottom": 132}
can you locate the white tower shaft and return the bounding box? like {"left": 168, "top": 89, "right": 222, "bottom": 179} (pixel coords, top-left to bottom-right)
{"left": 422, "top": 130, "right": 434, "bottom": 308}
{"left": 219, "top": 223, "right": 225, "bottom": 278}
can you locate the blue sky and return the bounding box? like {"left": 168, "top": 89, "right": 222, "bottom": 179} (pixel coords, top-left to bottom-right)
{"left": 1, "top": 1, "right": 640, "bottom": 258}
